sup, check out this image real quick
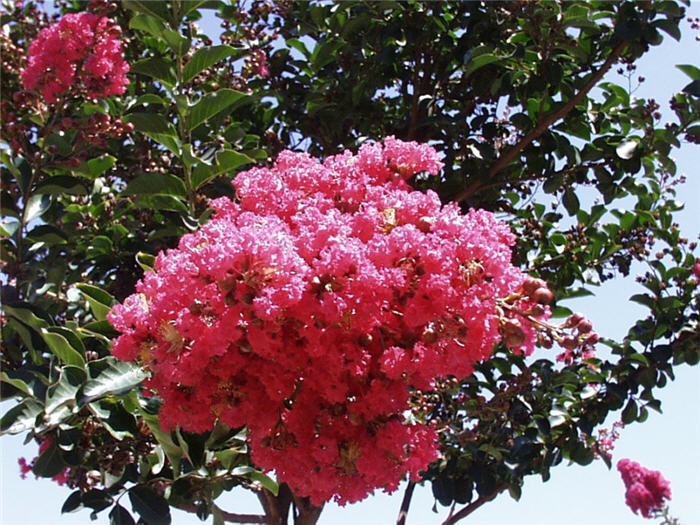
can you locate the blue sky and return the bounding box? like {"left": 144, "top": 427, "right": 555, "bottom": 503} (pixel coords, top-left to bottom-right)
{"left": 1, "top": 4, "right": 698, "bottom": 525}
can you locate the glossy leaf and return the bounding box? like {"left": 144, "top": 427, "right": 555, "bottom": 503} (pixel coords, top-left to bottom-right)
{"left": 76, "top": 284, "right": 116, "bottom": 322}
{"left": 122, "top": 173, "right": 187, "bottom": 199}
{"left": 110, "top": 504, "right": 136, "bottom": 525}
{"left": 81, "top": 357, "right": 148, "bottom": 404}
{"left": 183, "top": 45, "right": 240, "bottom": 83}
{"left": 128, "top": 485, "right": 172, "bottom": 525}
{"left": 41, "top": 328, "right": 86, "bottom": 368}
{"left": 0, "top": 398, "right": 42, "bottom": 435}
{"left": 186, "top": 89, "right": 247, "bottom": 131}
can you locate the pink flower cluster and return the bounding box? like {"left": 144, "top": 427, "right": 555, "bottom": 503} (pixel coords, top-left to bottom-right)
{"left": 21, "top": 12, "right": 129, "bottom": 103}
{"left": 618, "top": 458, "right": 672, "bottom": 518}
{"left": 109, "top": 137, "right": 548, "bottom": 505}
{"left": 18, "top": 439, "right": 70, "bottom": 485}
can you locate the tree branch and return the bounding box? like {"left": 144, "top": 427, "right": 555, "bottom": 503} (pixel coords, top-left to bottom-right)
{"left": 291, "top": 493, "right": 324, "bottom": 525}
{"left": 456, "top": 160, "right": 608, "bottom": 202}
{"left": 489, "top": 41, "right": 627, "bottom": 176}
{"left": 455, "top": 41, "right": 627, "bottom": 203}
{"left": 175, "top": 503, "right": 266, "bottom": 524}
{"left": 440, "top": 483, "right": 509, "bottom": 525}
{"left": 219, "top": 511, "right": 268, "bottom": 524}
{"left": 396, "top": 481, "right": 416, "bottom": 525}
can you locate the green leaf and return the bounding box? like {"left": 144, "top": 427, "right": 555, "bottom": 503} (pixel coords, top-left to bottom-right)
{"left": 76, "top": 284, "right": 116, "bottom": 322}
{"left": 125, "top": 113, "right": 172, "bottom": 134}
{"left": 45, "top": 365, "right": 87, "bottom": 414}
{"left": 191, "top": 149, "right": 254, "bottom": 189}
{"left": 81, "top": 358, "right": 148, "bottom": 404}
{"left": 676, "top": 64, "right": 700, "bottom": 81}
{"left": 162, "top": 29, "right": 190, "bottom": 57}
{"left": 629, "top": 293, "right": 655, "bottom": 310}
{"left": 214, "top": 448, "right": 240, "bottom": 470}
{"left": 110, "top": 504, "right": 136, "bottom": 525}
{"left": 26, "top": 225, "right": 69, "bottom": 245}
{"left": 24, "top": 194, "right": 51, "bottom": 222}
{"left": 562, "top": 188, "right": 580, "bottom": 215}
{"left": 129, "top": 13, "right": 167, "bottom": 39}
{"left": 136, "top": 252, "right": 156, "bottom": 272}
{"left": 122, "top": 173, "right": 187, "bottom": 199}
{"left": 128, "top": 485, "right": 172, "bottom": 525}
{"left": 82, "top": 489, "right": 114, "bottom": 512}
{"left": 74, "top": 154, "right": 117, "bottom": 179}
{"left": 621, "top": 398, "right": 638, "bottom": 424}
{"left": 231, "top": 466, "right": 279, "bottom": 495}
{"left": 0, "top": 398, "right": 43, "bottom": 434}
{"left": 33, "top": 439, "right": 67, "bottom": 478}
{"left": 508, "top": 483, "right": 522, "bottom": 501}
{"left": 183, "top": 45, "right": 239, "bottom": 83}
{"left": 13, "top": 155, "right": 32, "bottom": 196}
{"left": 186, "top": 89, "right": 247, "bottom": 131}
{"left": 140, "top": 412, "right": 183, "bottom": 476}
{"left": 1, "top": 371, "right": 34, "bottom": 397}
{"left": 62, "top": 491, "right": 83, "bottom": 514}
{"left": 34, "top": 176, "right": 88, "bottom": 195}
{"left": 3, "top": 304, "right": 51, "bottom": 331}
{"left": 569, "top": 442, "right": 594, "bottom": 466}
{"left": 41, "top": 328, "right": 86, "bottom": 368}
{"left": 81, "top": 320, "right": 120, "bottom": 339}
{"left": 654, "top": 19, "right": 681, "bottom": 41}
{"left": 0, "top": 191, "right": 20, "bottom": 218}
{"left": 130, "top": 58, "right": 176, "bottom": 86}
{"left": 0, "top": 219, "right": 20, "bottom": 236}
{"left": 136, "top": 195, "right": 189, "bottom": 213}
{"left": 287, "top": 38, "right": 311, "bottom": 57}
{"left": 125, "top": 113, "right": 182, "bottom": 154}
{"left": 123, "top": 0, "right": 171, "bottom": 24}
{"left": 682, "top": 80, "right": 700, "bottom": 97}
{"left": 131, "top": 94, "right": 168, "bottom": 109}
{"left": 183, "top": 0, "right": 221, "bottom": 15}
{"left": 465, "top": 53, "right": 503, "bottom": 78}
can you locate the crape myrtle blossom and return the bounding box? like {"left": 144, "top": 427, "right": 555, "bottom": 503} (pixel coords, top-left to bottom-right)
{"left": 618, "top": 458, "right": 672, "bottom": 518}
{"left": 108, "top": 137, "right": 550, "bottom": 505}
{"left": 21, "top": 12, "right": 129, "bottom": 103}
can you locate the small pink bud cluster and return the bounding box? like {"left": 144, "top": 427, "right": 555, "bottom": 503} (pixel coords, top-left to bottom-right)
{"left": 21, "top": 12, "right": 129, "bottom": 103}
{"left": 594, "top": 420, "right": 624, "bottom": 460}
{"left": 245, "top": 48, "right": 269, "bottom": 79}
{"left": 109, "top": 137, "right": 548, "bottom": 505}
{"left": 553, "top": 311, "right": 599, "bottom": 364}
{"left": 18, "top": 438, "right": 70, "bottom": 485}
{"left": 521, "top": 276, "right": 554, "bottom": 307}
{"left": 618, "top": 458, "right": 672, "bottom": 518}
{"left": 692, "top": 259, "right": 700, "bottom": 280}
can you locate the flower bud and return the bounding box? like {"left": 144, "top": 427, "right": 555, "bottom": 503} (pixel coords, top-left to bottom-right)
{"left": 532, "top": 287, "right": 554, "bottom": 305}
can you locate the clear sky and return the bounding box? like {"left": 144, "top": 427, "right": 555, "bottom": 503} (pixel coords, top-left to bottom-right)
{"left": 1, "top": 4, "right": 698, "bottom": 525}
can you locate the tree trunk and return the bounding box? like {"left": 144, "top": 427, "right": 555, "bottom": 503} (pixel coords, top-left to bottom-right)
{"left": 256, "top": 484, "right": 323, "bottom": 525}
{"left": 293, "top": 494, "right": 323, "bottom": 525}
{"left": 257, "top": 484, "right": 294, "bottom": 525}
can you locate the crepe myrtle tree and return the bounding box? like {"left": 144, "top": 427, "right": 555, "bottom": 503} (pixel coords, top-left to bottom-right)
{"left": 1, "top": 1, "right": 698, "bottom": 524}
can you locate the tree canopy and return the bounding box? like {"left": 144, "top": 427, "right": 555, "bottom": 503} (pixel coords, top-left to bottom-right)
{"left": 0, "top": 1, "right": 698, "bottom": 524}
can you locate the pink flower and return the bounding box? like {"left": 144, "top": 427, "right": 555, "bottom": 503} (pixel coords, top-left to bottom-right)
{"left": 692, "top": 260, "right": 700, "bottom": 279}
{"left": 109, "top": 138, "right": 548, "bottom": 505}
{"left": 18, "top": 458, "right": 32, "bottom": 479}
{"left": 21, "top": 12, "right": 129, "bottom": 103}
{"left": 618, "top": 458, "right": 671, "bottom": 518}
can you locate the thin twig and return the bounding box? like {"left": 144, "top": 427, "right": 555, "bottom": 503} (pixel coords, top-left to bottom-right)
{"left": 175, "top": 503, "right": 266, "bottom": 524}
{"left": 396, "top": 481, "right": 416, "bottom": 525}
{"left": 440, "top": 483, "right": 509, "bottom": 525}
